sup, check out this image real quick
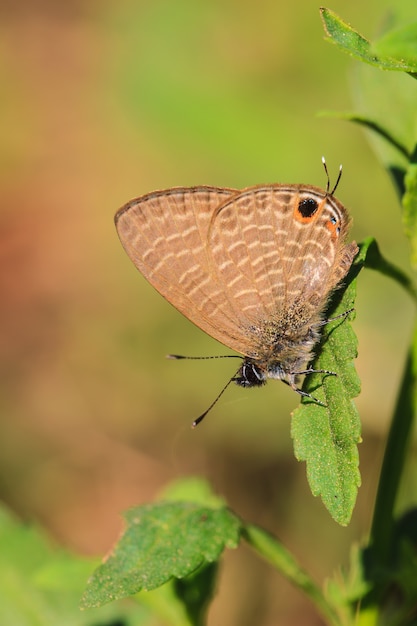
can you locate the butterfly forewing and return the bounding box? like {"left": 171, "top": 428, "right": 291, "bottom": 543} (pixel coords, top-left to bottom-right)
{"left": 115, "top": 186, "right": 253, "bottom": 349}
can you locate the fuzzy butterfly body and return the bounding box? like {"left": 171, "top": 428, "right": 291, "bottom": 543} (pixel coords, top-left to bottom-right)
{"left": 115, "top": 179, "right": 358, "bottom": 400}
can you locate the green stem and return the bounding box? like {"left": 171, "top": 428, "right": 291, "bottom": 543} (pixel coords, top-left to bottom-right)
{"left": 317, "top": 114, "right": 411, "bottom": 161}
{"left": 362, "top": 237, "right": 417, "bottom": 304}
{"left": 243, "top": 523, "right": 342, "bottom": 626}
{"left": 343, "top": 115, "right": 410, "bottom": 161}
{"left": 370, "top": 318, "right": 417, "bottom": 565}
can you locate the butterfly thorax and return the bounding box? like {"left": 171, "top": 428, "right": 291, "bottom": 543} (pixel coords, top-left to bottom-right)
{"left": 234, "top": 315, "right": 323, "bottom": 389}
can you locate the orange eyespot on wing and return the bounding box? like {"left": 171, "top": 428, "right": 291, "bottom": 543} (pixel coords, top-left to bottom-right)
{"left": 293, "top": 196, "right": 321, "bottom": 224}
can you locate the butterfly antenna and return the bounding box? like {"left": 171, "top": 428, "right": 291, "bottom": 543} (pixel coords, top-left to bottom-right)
{"left": 192, "top": 372, "right": 239, "bottom": 428}
{"left": 166, "top": 354, "right": 242, "bottom": 361}
{"left": 166, "top": 354, "right": 243, "bottom": 427}
{"left": 322, "top": 156, "right": 343, "bottom": 196}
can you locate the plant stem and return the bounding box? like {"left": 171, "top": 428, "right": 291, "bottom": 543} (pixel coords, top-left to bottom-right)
{"left": 243, "top": 523, "right": 342, "bottom": 626}
{"left": 363, "top": 237, "right": 417, "bottom": 304}
{"left": 369, "top": 318, "right": 417, "bottom": 565}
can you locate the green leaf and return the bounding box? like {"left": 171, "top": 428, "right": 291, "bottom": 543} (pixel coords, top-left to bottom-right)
{"left": 402, "top": 155, "right": 417, "bottom": 266}
{"left": 318, "top": 111, "right": 410, "bottom": 161}
{"left": 325, "top": 543, "right": 371, "bottom": 621}
{"left": 137, "top": 563, "right": 218, "bottom": 626}
{"left": 0, "top": 505, "right": 142, "bottom": 626}
{"left": 291, "top": 246, "right": 363, "bottom": 526}
{"left": 81, "top": 502, "right": 241, "bottom": 609}
{"left": 135, "top": 580, "right": 196, "bottom": 626}
{"left": 320, "top": 8, "right": 417, "bottom": 73}
{"left": 159, "top": 476, "right": 226, "bottom": 508}
{"left": 173, "top": 562, "right": 218, "bottom": 626}
{"left": 373, "top": 22, "right": 417, "bottom": 73}
{"left": 326, "top": 509, "right": 417, "bottom": 624}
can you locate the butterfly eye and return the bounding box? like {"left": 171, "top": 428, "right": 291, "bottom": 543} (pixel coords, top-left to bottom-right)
{"left": 297, "top": 197, "right": 318, "bottom": 219}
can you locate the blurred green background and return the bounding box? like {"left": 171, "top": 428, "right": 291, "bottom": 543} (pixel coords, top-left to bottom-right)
{"left": 1, "top": 1, "right": 417, "bottom": 624}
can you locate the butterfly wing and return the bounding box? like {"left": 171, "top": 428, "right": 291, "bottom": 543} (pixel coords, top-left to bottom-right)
{"left": 116, "top": 184, "right": 357, "bottom": 358}
{"left": 207, "top": 185, "right": 358, "bottom": 351}
{"left": 115, "top": 186, "right": 253, "bottom": 351}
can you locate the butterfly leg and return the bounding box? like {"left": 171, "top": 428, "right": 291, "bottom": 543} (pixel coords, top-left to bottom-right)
{"left": 287, "top": 367, "right": 337, "bottom": 405}
{"left": 287, "top": 380, "right": 326, "bottom": 406}
{"left": 296, "top": 367, "right": 337, "bottom": 377}
{"left": 314, "top": 307, "right": 354, "bottom": 329}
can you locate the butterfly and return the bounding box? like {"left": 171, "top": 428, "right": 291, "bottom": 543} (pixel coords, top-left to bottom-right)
{"left": 115, "top": 160, "right": 358, "bottom": 424}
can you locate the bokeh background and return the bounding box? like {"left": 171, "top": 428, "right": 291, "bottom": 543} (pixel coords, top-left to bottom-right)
{"left": 1, "top": 1, "right": 417, "bottom": 624}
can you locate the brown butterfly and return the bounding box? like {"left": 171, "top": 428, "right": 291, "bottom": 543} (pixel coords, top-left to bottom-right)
{"left": 115, "top": 160, "right": 358, "bottom": 424}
